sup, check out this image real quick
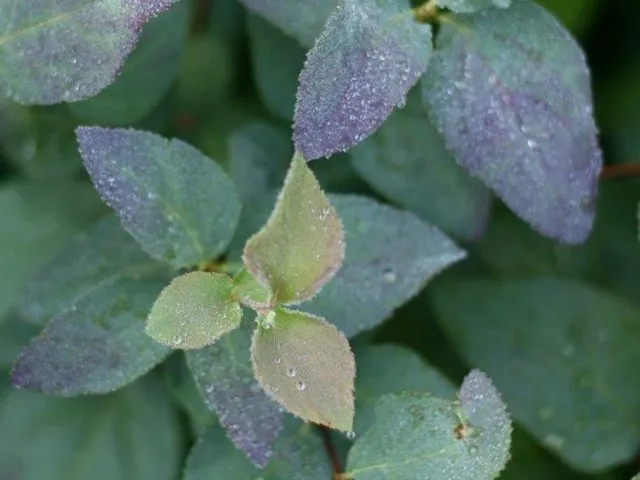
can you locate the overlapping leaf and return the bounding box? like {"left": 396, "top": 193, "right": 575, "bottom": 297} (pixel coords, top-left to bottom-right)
{"left": 186, "top": 322, "right": 284, "bottom": 467}
{"left": 12, "top": 277, "right": 170, "bottom": 396}
{"left": 422, "top": 0, "right": 602, "bottom": 243}
{"left": 431, "top": 277, "right": 640, "bottom": 471}
{"left": 243, "top": 153, "right": 344, "bottom": 305}
{"left": 0, "top": 0, "right": 179, "bottom": 104}
{"left": 252, "top": 308, "right": 355, "bottom": 431}
{"left": 436, "top": 0, "right": 511, "bottom": 13}
{"left": 346, "top": 370, "right": 511, "bottom": 479}
{"left": 146, "top": 272, "right": 242, "bottom": 349}
{"left": 77, "top": 127, "right": 241, "bottom": 268}
{"left": 294, "top": 0, "right": 432, "bottom": 159}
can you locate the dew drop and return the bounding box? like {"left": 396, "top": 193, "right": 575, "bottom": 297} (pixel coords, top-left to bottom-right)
{"left": 346, "top": 431, "right": 356, "bottom": 440}
{"left": 382, "top": 268, "right": 396, "bottom": 283}
{"left": 274, "top": 357, "right": 281, "bottom": 364}
{"left": 296, "top": 381, "right": 306, "bottom": 391}
{"left": 286, "top": 368, "right": 297, "bottom": 378}
{"left": 527, "top": 138, "right": 538, "bottom": 149}
{"left": 205, "top": 385, "right": 214, "bottom": 394}
{"left": 173, "top": 336, "right": 183, "bottom": 346}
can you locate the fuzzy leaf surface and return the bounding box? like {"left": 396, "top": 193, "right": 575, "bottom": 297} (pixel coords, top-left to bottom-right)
{"left": 0, "top": 0, "right": 179, "bottom": 104}
{"left": 243, "top": 153, "right": 344, "bottom": 305}
{"left": 346, "top": 370, "right": 511, "bottom": 479}
{"left": 186, "top": 322, "right": 284, "bottom": 468}
{"left": 295, "top": 0, "right": 432, "bottom": 159}
{"left": 146, "top": 272, "right": 242, "bottom": 350}
{"left": 422, "top": 1, "right": 602, "bottom": 243}
{"left": 11, "top": 277, "right": 169, "bottom": 396}
{"left": 77, "top": 127, "right": 241, "bottom": 268}
{"left": 431, "top": 277, "right": 640, "bottom": 471}
{"left": 252, "top": 308, "right": 355, "bottom": 431}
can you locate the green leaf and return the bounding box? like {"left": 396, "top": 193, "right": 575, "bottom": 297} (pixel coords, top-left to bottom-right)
{"left": 76, "top": 127, "right": 241, "bottom": 268}
{"left": 185, "top": 419, "right": 332, "bottom": 479}
{"left": 422, "top": 1, "right": 602, "bottom": 244}
{"left": 247, "top": 15, "right": 305, "bottom": 121}
{"left": 351, "top": 98, "right": 491, "bottom": 240}
{"left": 238, "top": 0, "right": 335, "bottom": 47}
{"left": 251, "top": 307, "right": 355, "bottom": 431}
{"left": 294, "top": 0, "right": 432, "bottom": 159}
{"left": 19, "top": 215, "right": 167, "bottom": 326}
{"left": 227, "top": 122, "right": 291, "bottom": 204}
{"left": 186, "top": 322, "right": 284, "bottom": 468}
{"left": 436, "top": 0, "right": 511, "bottom": 13}
{"left": 232, "top": 269, "right": 271, "bottom": 306}
{"left": 0, "top": 181, "right": 105, "bottom": 318}
{"left": 68, "top": 1, "right": 191, "bottom": 125}
{"left": 11, "top": 277, "right": 170, "bottom": 396}
{"left": 0, "top": 0, "right": 179, "bottom": 105}
{"left": 431, "top": 277, "right": 640, "bottom": 471}
{"left": 146, "top": 272, "right": 242, "bottom": 349}
{"left": 346, "top": 370, "right": 511, "bottom": 479}
{"left": 0, "top": 312, "right": 38, "bottom": 370}
{"left": 243, "top": 153, "right": 344, "bottom": 305}
{"left": 354, "top": 343, "right": 456, "bottom": 434}
{"left": 305, "top": 195, "right": 466, "bottom": 337}
{"left": 0, "top": 375, "right": 182, "bottom": 480}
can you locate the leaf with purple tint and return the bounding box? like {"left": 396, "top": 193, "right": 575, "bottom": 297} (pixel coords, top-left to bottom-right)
{"left": 11, "top": 277, "right": 170, "bottom": 396}
{"left": 422, "top": 1, "right": 602, "bottom": 244}
{"left": 436, "top": 0, "right": 511, "bottom": 13}
{"left": 294, "top": 0, "right": 432, "bottom": 159}
{"left": 77, "top": 127, "right": 241, "bottom": 269}
{"left": 186, "top": 321, "right": 284, "bottom": 468}
{"left": 0, "top": 0, "right": 179, "bottom": 105}
{"left": 238, "top": 0, "right": 336, "bottom": 47}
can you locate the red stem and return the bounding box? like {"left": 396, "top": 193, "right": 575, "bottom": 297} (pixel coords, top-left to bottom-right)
{"left": 319, "top": 426, "right": 345, "bottom": 478}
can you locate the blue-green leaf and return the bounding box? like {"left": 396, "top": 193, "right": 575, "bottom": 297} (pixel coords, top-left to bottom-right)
{"left": 186, "top": 322, "right": 284, "bottom": 467}
{"left": 77, "top": 127, "right": 241, "bottom": 268}
{"left": 184, "top": 419, "right": 332, "bottom": 479}
{"left": 431, "top": 277, "right": 640, "bottom": 471}
{"left": 0, "top": 0, "right": 179, "bottom": 105}
{"left": 11, "top": 277, "right": 170, "bottom": 396}
{"left": 422, "top": 1, "right": 602, "bottom": 244}
{"left": 294, "top": 0, "right": 432, "bottom": 159}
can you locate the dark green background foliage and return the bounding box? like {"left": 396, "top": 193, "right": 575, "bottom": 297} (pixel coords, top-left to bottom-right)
{"left": 1, "top": 0, "right": 640, "bottom": 478}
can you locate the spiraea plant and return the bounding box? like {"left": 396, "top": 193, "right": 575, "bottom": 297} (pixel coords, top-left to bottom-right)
{"left": 1, "top": 0, "right": 639, "bottom": 479}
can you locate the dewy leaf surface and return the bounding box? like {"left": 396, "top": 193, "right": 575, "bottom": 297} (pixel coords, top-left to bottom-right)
{"left": 346, "top": 370, "right": 511, "bottom": 480}
{"left": 294, "top": 0, "right": 432, "bottom": 159}
{"left": 351, "top": 100, "right": 492, "bottom": 240}
{"left": 243, "top": 153, "right": 344, "bottom": 305}
{"left": 0, "top": 0, "right": 179, "bottom": 105}
{"left": 186, "top": 322, "right": 284, "bottom": 468}
{"left": 0, "top": 376, "right": 182, "bottom": 480}
{"left": 146, "top": 272, "right": 242, "bottom": 350}
{"left": 436, "top": 0, "right": 511, "bottom": 13}
{"left": 304, "top": 195, "right": 466, "bottom": 337}
{"left": 237, "top": 0, "right": 335, "bottom": 47}
{"left": 431, "top": 277, "right": 640, "bottom": 471}
{"left": 185, "top": 420, "right": 332, "bottom": 479}
{"left": 77, "top": 127, "right": 241, "bottom": 268}
{"left": 422, "top": 1, "right": 602, "bottom": 244}
{"left": 19, "top": 215, "right": 168, "bottom": 326}
{"left": 251, "top": 308, "right": 355, "bottom": 431}
{"left": 11, "top": 277, "right": 170, "bottom": 396}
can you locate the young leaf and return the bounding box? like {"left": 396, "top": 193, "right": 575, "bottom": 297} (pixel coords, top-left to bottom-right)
{"left": 76, "top": 127, "right": 241, "bottom": 268}
{"left": 346, "top": 370, "right": 512, "bottom": 479}
{"left": 146, "top": 272, "right": 242, "bottom": 350}
{"left": 11, "top": 277, "right": 170, "bottom": 396}
{"left": 422, "top": 1, "right": 602, "bottom": 244}
{"left": 251, "top": 308, "right": 355, "bottom": 431}
{"left": 232, "top": 270, "right": 271, "bottom": 306}
{"left": 0, "top": 376, "right": 182, "bottom": 480}
{"left": 19, "top": 215, "right": 168, "bottom": 326}
{"left": 238, "top": 0, "right": 335, "bottom": 47}
{"left": 436, "top": 0, "right": 511, "bottom": 13}
{"left": 305, "top": 195, "right": 466, "bottom": 337}
{"left": 186, "top": 322, "right": 284, "bottom": 468}
{"left": 185, "top": 420, "right": 332, "bottom": 479}
{"left": 294, "top": 0, "right": 432, "bottom": 159}
{"left": 351, "top": 101, "right": 492, "bottom": 240}
{"left": 243, "top": 153, "right": 344, "bottom": 305}
{"left": 431, "top": 277, "right": 640, "bottom": 471}
{"left": 68, "top": 1, "right": 191, "bottom": 125}
{"left": 0, "top": 0, "right": 179, "bottom": 105}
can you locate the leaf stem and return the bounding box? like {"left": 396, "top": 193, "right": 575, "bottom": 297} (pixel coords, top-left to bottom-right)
{"left": 600, "top": 163, "right": 640, "bottom": 180}
{"left": 319, "top": 426, "right": 346, "bottom": 479}
{"left": 412, "top": 0, "right": 440, "bottom": 23}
